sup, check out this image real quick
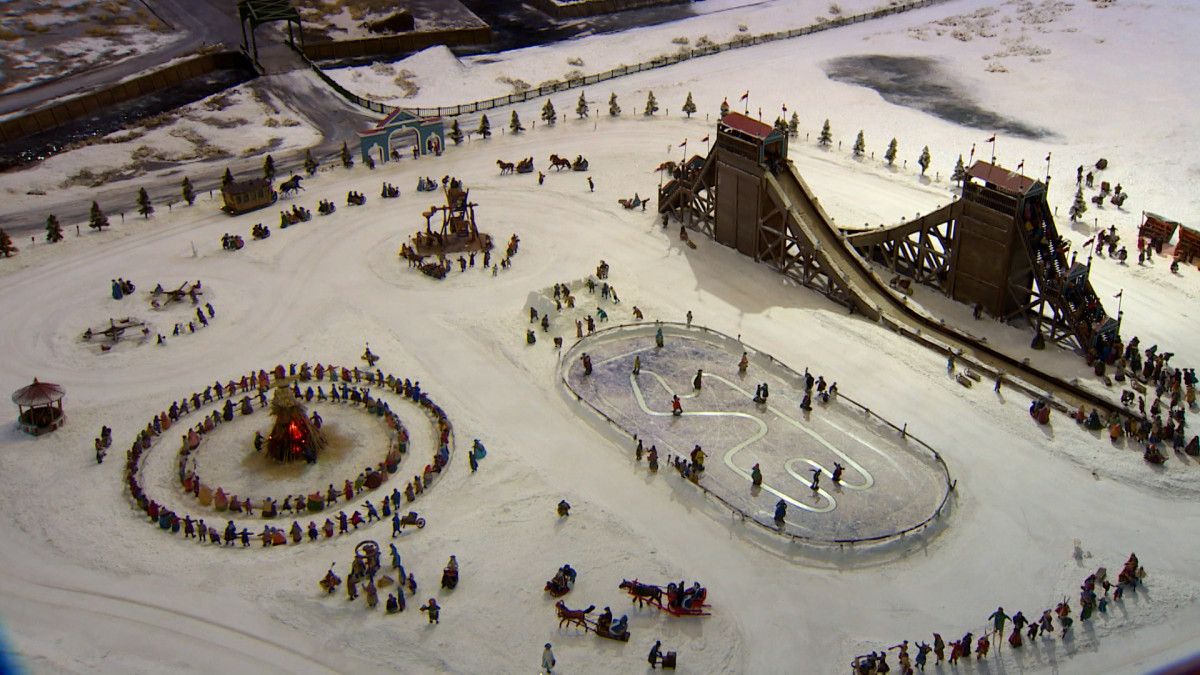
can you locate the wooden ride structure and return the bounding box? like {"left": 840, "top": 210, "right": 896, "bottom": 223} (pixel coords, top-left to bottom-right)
{"left": 411, "top": 184, "right": 492, "bottom": 257}
{"left": 660, "top": 112, "right": 1115, "bottom": 354}
{"left": 83, "top": 317, "right": 147, "bottom": 344}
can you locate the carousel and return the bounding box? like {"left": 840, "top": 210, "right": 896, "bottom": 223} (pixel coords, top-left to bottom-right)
{"left": 12, "top": 378, "right": 66, "bottom": 435}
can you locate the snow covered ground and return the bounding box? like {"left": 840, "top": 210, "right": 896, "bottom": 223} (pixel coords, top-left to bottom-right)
{"left": 3, "top": 0, "right": 1200, "bottom": 673}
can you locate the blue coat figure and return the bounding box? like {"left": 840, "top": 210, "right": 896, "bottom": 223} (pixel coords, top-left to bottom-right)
{"left": 774, "top": 499, "right": 787, "bottom": 523}
{"left": 111, "top": 280, "right": 123, "bottom": 300}
{"left": 655, "top": 327, "right": 664, "bottom": 348}
{"left": 389, "top": 543, "right": 406, "bottom": 580}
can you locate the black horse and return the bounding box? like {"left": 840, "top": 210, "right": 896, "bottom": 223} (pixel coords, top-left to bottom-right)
{"left": 619, "top": 579, "right": 663, "bottom": 608}
{"left": 279, "top": 175, "right": 304, "bottom": 197}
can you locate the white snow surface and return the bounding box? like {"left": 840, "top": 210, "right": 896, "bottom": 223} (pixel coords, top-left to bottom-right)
{"left": 3, "top": 0, "right": 1200, "bottom": 673}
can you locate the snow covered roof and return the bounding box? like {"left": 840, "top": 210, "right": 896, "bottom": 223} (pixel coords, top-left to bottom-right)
{"left": 11, "top": 379, "right": 65, "bottom": 406}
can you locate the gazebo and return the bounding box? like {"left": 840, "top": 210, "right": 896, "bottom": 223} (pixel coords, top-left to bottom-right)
{"left": 12, "top": 378, "right": 66, "bottom": 435}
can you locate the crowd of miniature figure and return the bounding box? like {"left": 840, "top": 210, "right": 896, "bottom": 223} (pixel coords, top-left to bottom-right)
{"left": 852, "top": 553, "right": 1147, "bottom": 674}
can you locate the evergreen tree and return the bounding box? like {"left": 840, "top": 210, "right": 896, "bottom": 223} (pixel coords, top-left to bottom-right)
{"left": 918, "top": 146, "right": 932, "bottom": 175}
{"left": 89, "top": 201, "right": 110, "bottom": 231}
{"left": 952, "top": 154, "right": 967, "bottom": 184}
{"left": 773, "top": 117, "right": 788, "bottom": 135}
{"left": 45, "top": 214, "right": 63, "bottom": 243}
{"left": 720, "top": 98, "right": 730, "bottom": 118}
{"left": 263, "top": 154, "right": 276, "bottom": 181}
{"left": 510, "top": 110, "right": 525, "bottom": 134}
{"left": 341, "top": 142, "right": 353, "bottom": 168}
{"left": 541, "top": 99, "right": 558, "bottom": 125}
{"left": 852, "top": 131, "right": 865, "bottom": 157}
{"left": 1069, "top": 186, "right": 1088, "bottom": 221}
{"left": 818, "top": 119, "right": 833, "bottom": 146}
{"left": 0, "top": 228, "right": 16, "bottom": 257}
{"left": 643, "top": 91, "right": 659, "bottom": 116}
{"left": 477, "top": 114, "right": 491, "bottom": 139}
{"left": 682, "top": 92, "right": 697, "bottom": 119}
{"left": 181, "top": 177, "right": 195, "bottom": 205}
{"left": 221, "top": 168, "right": 234, "bottom": 190}
{"left": 885, "top": 138, "right": 898, "bottom": 166}
{"left": 136, "top": 187, "right": 154, "bottom": 218}
{"left": 449, "top": 119, "right": 463, "bottom": 145}
{"left": 788, "top": 112, "right": 799, "bottom": 137}
{"left": 304, "top": 148, "right": 318, "bottom": 175}
{"left": 576, "top": 92, "right": 589, "bottom": 119}
{"left": 608, "top": 92, "right": 621, "bottom": 117}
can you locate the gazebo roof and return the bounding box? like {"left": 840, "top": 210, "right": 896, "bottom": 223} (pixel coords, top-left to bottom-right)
{"left": 12, "top": 378, "right": 65, "bottom": 406}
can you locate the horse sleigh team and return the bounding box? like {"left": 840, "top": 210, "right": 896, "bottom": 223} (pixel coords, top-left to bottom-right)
{"left": 553, "top": 575, "right": 710, "bottom": 643}
{"left": 497, "top": 154, "right": 589, "bottom": 175}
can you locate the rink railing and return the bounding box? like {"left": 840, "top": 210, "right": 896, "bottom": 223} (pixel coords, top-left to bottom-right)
{"left": 558, "top": 321, "right": 955, "bottom": 550}
{"left": 296, "top": 0, "right": 955, "bottom": 118}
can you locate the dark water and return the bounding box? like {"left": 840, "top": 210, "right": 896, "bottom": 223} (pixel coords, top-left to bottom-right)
{"left": 0, "top": 67, "right": 255, "bottom": 172}
{"left": 824, "top": 55, "right": 1051, "bottom": 140}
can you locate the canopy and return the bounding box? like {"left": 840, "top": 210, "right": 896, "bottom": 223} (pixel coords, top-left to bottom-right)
{"left": 11, "top": 379, "right": 65, "bottom": 406}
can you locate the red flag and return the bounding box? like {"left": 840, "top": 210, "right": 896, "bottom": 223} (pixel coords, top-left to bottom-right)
{"left": 782, "top": 104, "right": 788, "bottom": 112}
{"left": 700, "top": 136, "right": 710, "bottom": 143}
{"left": 1046, "top": 153, "right": 1052, "bottom": 161}
{"left": 1082, "top": 237, "right": 1095, "bottom": 248}
{"left": 739, "top": 90, "right": 749, "bottom": 101}
{"left": 678, "top": 140, "right": 687, "bottom": 147}
{"left": 1113, "top": 290, "right": 1123, "bottom": 298}
{"left": 985, "top": 135, "right": 996, "bottom": 143}
{"left": 1017, "top": 160, "right": 1025, "bottom": 172}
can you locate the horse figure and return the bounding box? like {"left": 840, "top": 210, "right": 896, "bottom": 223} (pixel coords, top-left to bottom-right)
{"left": 549, "top": 154, "right": 572, "bottom": 171}
{"left": 619, "top": 579, "right": 663, "bottom": 608}
{"left": 496, "top": 160, "right": 515, "bottom": 175}
{"left": 555, "top": 600, "right": 594, "bottom": 629}
{"left": 279, "top": 175, "right": 304, "bottom": 197}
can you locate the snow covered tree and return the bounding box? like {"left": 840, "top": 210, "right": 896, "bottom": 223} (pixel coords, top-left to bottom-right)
{"left": 788, "top": 112, "right": 799, "bottom": 137}
{"left": 773, "top": 117, "right": 787, "bottom": 135}
{"left": 885, "top": 138, "right": 898, "bottom": 166}
{"left": 917, "top": 146, "right": 932, "bottom": 175}
{"left": 221, "top": 168, "right": 234, "bottom": 190}
{"left": 340, "top": 142, "right": 353, "bottom": 168}
{"left": 952, "top": 154, "right": 967, "bottom": 184}
{"left": 45, "top": 215, "right": 63, "bottom": 243}
{"left": 181, "top": 176, "right": 195, "bottom": 206}
{"left": 644, "top": 91, "right": 659, "bottom": 116}
{"left": 89, "top": 201, "right": 109, "bottom": 231}
{"left": 0, "top": 228, "right": 16, "bottom": 257}
{"left": 449, "top": 119, "right": 463, "bottom": 145}
{"left": 852, "top": 131, "right": 865, "bottom": 157}
{"left": 682, "top": 92, "right": 697, "bottom": 119}
{"left": 541, "top": 99, "right": 557, "bottom": 125}
{"left": 608, "top": 92, "right": 621, "bottom": 117}
{"left": 477, "top": 114, "right": 491, "bottom": 139}
{"left": 304, "top": 148, "right": 318, "bottom": 175}
{"left": 818, "top": 119, "right": 833, "bottom": 146}
{"left": 136, "top": 187, "right": 154, "bottom": 218}
{"left": 576, "top": 92, "right": 589, "bottom": 119}
{"left": 262, "top": 154, "right": 276, "bottom": 181}
{"left": 720, "top": 98, "right": 730, "bottom": 118}
{"left": 510, "top": 110, "right": 525, "bottom": 134}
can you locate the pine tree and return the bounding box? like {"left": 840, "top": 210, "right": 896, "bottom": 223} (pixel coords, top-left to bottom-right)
{"left": 541, "top": 99, "right": 558, "bottom": 125}
{"left": 818, "top": 119, "right": 833, "bottom": 146}
{"left": 682, "top": 92, "right": 697, "bottom": 119}
{"left": 952, "top": 154, "right": 967, "bottom": 184}
{"left": 788, "top": 112, "right": 799, "bottom": 137}
{"left": 304, "top": 148, "right": 318, "bottom": 175}
{"left": 136, "top": 187, "right": 154, "bottom": 218}
{"left": 449, "top": 119, "right": 463, "bottom": 145}
{"left": 0, "top": 228, "right": 17, "bottom": 257}
{"left": 852, "top": 131, "right": 865, "bottom": 157}
{"left": 1069, "top": 186, "right": 1088, "bottom": 221}
{"left": 181, "top": 176, "right": 195, "bottom": 205}
{"left": 221, "top": 168, "right": 234, "bottom": 190}
{"left": 720, "top": 98, "right": 730, "bottom": 118}
{"left": 576, "top": 92, "right": 589, "bottom": 119}
{"left": 45, "top": 215, "right": 63, "bottom": 243}
{"left": 477, "top": 114, "right": 491, "bottom": 139}
{"left": 263, "top": 154, "right": 276, "bottom": 181}
{"left": 918, "top": 146, "right": 932, "bottom": 175}
{"left": 644, "top": 91, "right": 659, "bottom": 116}
{"left": 89, "top": 201, "right": 110, "bottom": 231}
{"left": 773, "top": 117, "right": 788, "bottom": 135}
{"left": 341, "top": 142, "right": 353, "bottom": 168}
{"left": 510, "top": 110, "right": 525, "bottom": 134}
{"left": 608, "top": 93, "right": 621, "bottom": 117}
{"left": 885, "top": 138, "right": 898, "bottom": 166}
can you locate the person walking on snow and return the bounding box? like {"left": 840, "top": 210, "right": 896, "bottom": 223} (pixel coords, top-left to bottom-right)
{"left": 809, "top": 467, "right": 821, "bottom": 491}
{"left": 671, "top": 395, "right": 682, "bottom": 417}
{"left": 648, "top": 640, "right": 663, "bottom": 668}
{"left": 542, "top": 643, "right": 556, "bottom": 673}
{"left": 693, "top": 369, "right": 703, "bottom": 391}
{"left": 989, "top": 607, "right": 1010, "bottom": 638}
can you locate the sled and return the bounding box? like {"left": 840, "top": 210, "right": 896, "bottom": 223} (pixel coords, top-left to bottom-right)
{"left": 963, "top": 369, "right": 982, "bottom": 382}
{"left": 955, "top": 374, "right": 974, "bottom": 388}
{"left": 586, "top": 618, "right": 630, "bottom": 642}
{"left": 685, "top": 240, "right": 697, "bottom": 250}
{"left": 620, "top": 579, "right": 711, "bottom": 617}
{"left": 441, "top": 568, "right": 459, "bottom": 589}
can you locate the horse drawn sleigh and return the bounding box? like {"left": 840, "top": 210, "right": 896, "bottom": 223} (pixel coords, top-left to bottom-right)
{"left": 620, "top": 579, "right": 710, "bottom": 617}
{"left": 554, "top": 601, "right": 630, "bottom": 641}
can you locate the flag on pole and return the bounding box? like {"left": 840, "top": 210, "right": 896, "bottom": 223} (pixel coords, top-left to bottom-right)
{"left": 1113, "top": 290, "right": 1123, "bottom": 298}
{"left": 739, "top": 90, "right": 749, "bottom": 101}
{"left": 985, "top": 135, "right": 996, "bottom": 143}
{"left": 1082, "top": 237, "right": 1095, "bottom": 248}
{"left": 782, "top": 104, "right": 788, "bottom": 112}
{"left": 1046, "top": 153, "right": 1052, "bottom": 161}
{"left": 678, "top": 140, "right": 687, "bottom": 148}
{"left": 1017, "top": 160, "right": 1025, "bottom": 172}
{"left": 700, "top": 136, "right": 710, "bottom": 143}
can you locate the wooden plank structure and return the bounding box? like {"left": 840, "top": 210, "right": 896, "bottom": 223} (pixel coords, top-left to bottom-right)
{"left": 1176, "top": 224, "right": 1200, "bottom": 264}
{"left": 1138, "top": 211, "right": 1180, "bottom": 245}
